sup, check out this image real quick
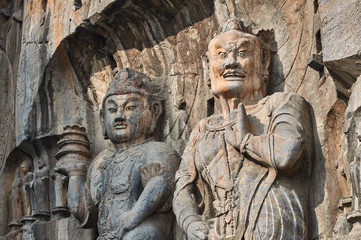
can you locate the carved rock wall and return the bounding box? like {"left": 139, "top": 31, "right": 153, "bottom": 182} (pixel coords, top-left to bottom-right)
{"left": 0, "top": 0, "right": 359, "bottom": 239}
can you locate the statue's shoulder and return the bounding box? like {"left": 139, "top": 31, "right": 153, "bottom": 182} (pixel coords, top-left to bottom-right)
{"left": 191, "top": 118, "right": 208, "bottom": 132}
{"left": 141, "top": 141, "right": 181, "bottom": 171}
{"left": 142, "top": 141, "right": 180, "bottom": 159}
{"left": 267, "top": 92, "right": 311, "bottom": 127}
{"left": 269, "top": 91, "right": 308, "bottom": 106}
{"left": 88, "top": 148, "right": 114, "bottom": 174}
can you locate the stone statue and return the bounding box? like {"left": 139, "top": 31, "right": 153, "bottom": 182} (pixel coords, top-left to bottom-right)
{"left": 55, "top": 68, "right": 181, "bottom": 239}
{"left": 349, "top": 121, "right": 361, "bottom": 221}
{"left": 8, "top": 168, "right": 24, "bottom": 230}
{"left": 20, "top": 160, "right": 33, "bottom": 218}
{"left": 28, "top": 158, "right": 50, "bottom": 220}
{"left": 173, "top": 18, "right": 313, "bottom": 240}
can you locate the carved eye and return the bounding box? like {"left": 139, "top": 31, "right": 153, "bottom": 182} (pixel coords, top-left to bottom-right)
{"left": 219, "top": 52, "right": 227, "bottom": 59}
{"left": 238, "top": 51, "right": 246, "bottom": 58}
{"left": 108, "top": 107, "right": 117, "bottom": 113}
{"left": 125, "top": 105, "right": 137, "bottom": 111}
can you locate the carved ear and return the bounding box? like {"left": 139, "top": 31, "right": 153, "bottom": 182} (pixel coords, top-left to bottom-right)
{"left": 202, "top": 53, "right": 211, "bottom": 88}
{"left": 150, "top": 101, "right": 163, "bottom": 132}
{"left": 261, "top": 48, "right": 271, "bottom": 96}
{"left": 99, "top": 109, "right": 109, "bottom": 139}
{"left": 262, "top": 48, "right": 271, "bottom": 71}
{"left": 256, "top": 29, "right": 274, "bottom": 77}
{"left": 205, "top": 51, "right": 210, "bottom": 61}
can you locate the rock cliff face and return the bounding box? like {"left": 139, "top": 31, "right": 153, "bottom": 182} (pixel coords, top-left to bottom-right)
{"left": 0, "top": 0, "right": 360, "bottom": 239}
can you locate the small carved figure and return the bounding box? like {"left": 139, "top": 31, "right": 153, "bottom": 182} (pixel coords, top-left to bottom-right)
{"left": 350, "top": 121, "right": 361, "bottom": 214}
{"left": 20, "top": 160, "right": 33, "bottom": 218}
{"left": 55, "top": 68, "right": 180, "bottom": 239}
{"left": 173, "top": 18, "right": 313, "bottom": 240}
{"left": 30, "top": 158, "right": 50, "bottom": 220}
{"left": 8, "top": 168, "right": 23, "bottom": 229}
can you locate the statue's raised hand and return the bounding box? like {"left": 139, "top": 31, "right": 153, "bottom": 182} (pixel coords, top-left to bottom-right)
{"left": 225, "top": 103, "right": 250, "bottom": 150}
{"left": 54, "top": 159, "right": 88, "bottom": 176}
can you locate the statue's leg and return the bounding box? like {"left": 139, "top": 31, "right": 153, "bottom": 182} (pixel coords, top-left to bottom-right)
{"left": 123, "top": 213, "right": 173, "bottom": 240}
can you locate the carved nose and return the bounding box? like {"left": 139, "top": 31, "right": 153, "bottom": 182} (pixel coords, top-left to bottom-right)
{"left": 224, "top": 54, "right": 239, "bottom": 69}
{"left": 115, "top": 111, "right": 126, "bottom": 121}
{"left": 225, "top": 60, "right": 238, "bottom": 69}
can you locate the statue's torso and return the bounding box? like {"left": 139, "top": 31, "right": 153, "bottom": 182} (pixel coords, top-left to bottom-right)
{"left": 89, "top": 140, "right": 179, "bottom": 237}
{"left": 192, "top": 93, "right": 308, "bottom": 239}
{"left": 91, "top": 146, "right": 145, "bottom": 234}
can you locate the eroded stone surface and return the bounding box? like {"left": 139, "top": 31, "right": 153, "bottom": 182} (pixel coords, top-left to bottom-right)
{"left": 0, "top": 0, "right": 359, "bottom": 239}
{"left": 320, "top": 0, "right": 361, "bottom": 94}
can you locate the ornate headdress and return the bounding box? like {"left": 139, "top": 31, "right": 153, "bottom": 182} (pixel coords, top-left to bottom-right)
{"left": 102, "top": 68, "right": 162, "bottom": 107}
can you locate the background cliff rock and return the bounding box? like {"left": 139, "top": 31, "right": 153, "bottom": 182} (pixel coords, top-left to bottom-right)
{"left": 0, "top": 0, "right": 360, "bottom": 239}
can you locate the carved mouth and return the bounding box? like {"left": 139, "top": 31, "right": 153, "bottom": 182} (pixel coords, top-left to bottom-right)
{"left": 114, "top": 123, "right": 127, "bottom": 129}
{"left": 223, "top": 71, "right": 246, "bottom": 79}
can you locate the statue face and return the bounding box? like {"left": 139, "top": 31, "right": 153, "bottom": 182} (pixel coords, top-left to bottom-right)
{"left": 103, "top": 93, "right": 152, "bottom": 144}
{"left": 208, "top": 30, "right": 264, "bottom": 99}
{"left": 21, "top": 164, "right": 29, "bottom": 174}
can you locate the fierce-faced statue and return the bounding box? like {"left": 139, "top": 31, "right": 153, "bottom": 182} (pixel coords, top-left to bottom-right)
{"left": 173, "top": 18, "right": 313, "bottom": 240}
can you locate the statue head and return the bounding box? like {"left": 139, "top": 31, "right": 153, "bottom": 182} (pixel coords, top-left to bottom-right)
{"left": 20, "top": 160, "right": 33, "bottom": 174}
{"left": 100, "top": 68, "right": 163, "bottom": 145}
{"left": 37, "top": 158, "right": 45, "bottom": 170}
{"left": 207, "top": 18, "right": 272, "bottom": 102}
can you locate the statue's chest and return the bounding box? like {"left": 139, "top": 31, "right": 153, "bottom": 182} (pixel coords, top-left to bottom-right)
{"left": 194, "top": 111, "right": 269, "bottom": 192}
{"left": 196, "top": 131, "right": 224, "bottom": 163}
{"left": 96, "top": 151, "right": 144, "bottom": 234}
{"left": 107, "top": 153, "right": 142, "bottom": 197}
{"left": 196, "top": 132, "right": 239, "bottom": 191}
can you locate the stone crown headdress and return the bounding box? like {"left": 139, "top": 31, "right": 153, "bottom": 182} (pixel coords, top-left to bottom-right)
{"left": 220, "top": 17, "right": 277, "bottom": 53}
{"left": 102, "top": 68, "right": 162, "bottom": 106}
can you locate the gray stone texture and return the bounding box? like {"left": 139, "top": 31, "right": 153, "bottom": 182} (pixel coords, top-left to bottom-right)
{"left": 320, "top": 0, "right": 361, "bottom": 95}
{"left": 0, "top": 0, "right": 359, "bottom": 239}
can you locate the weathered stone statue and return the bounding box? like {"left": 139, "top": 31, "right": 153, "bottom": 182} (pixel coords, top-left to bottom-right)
{"left": 349, "top": 121, "right": 361, "bottom": 222}
{"left": 173, "top": 18, "right": 313, "bottom": 240}
{"left": 20, "top": 160, "right": 33, "bottom": 219}
{"left": 8, "top": 168, "right": 24, "bottom": 230}
{"left": 28, "top": 158, "right": 50, "bottom": 220}
{"left": 55, "top": 68, "right": 180, "bottom": 239}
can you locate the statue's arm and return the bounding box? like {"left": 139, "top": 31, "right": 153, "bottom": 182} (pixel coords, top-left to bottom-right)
{"left": 114, "top": 149, "right": 180, "bottom": 238}
{"left": 244, "top": 93, "right": 310, "bottom": 171}
{"left": 173, "top": 121, "right": 209, "bottom": 239}
{"left": 129, "top": 167, "right": 173, "bottom": 225}
{"left": 54, "top": 158, "right": 96, "bottom": 227}
{"left": 66, "top": 168, "right": 88, "bottom": 221}
{"left": 173, "top": 180, "right": 205, "bottom": 233}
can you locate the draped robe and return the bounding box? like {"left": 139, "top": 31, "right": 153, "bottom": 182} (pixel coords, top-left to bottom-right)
{"left": 173, "top": 92, "right": 313, "bottom": 240}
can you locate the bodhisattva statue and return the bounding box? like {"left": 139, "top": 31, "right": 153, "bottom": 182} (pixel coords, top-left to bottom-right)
{"left": 173, "top": 18, "right": 313, "bottom": 240}
{"left": 55, "top": 68, "right": 180, "bottom": 239}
